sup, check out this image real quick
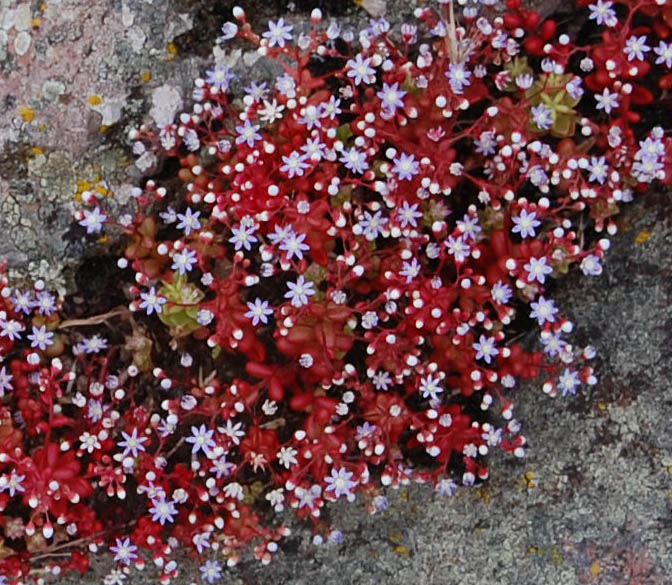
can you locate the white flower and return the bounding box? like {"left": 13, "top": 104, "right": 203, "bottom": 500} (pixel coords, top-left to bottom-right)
{"left": 117, "top": 428, "right": 148, "bottom": 458}
{"left": 220, "top": 22, "right": 238, "bottom": 41}
{"left": 340, "top": 147, "right": 369, "bottom": 174}
{"left": 531, "top": 103, "right": 553, "bottom": 131}
{"left": 224, "top": 481, "right": 244, "bottom": 500}
{"left": 281, "top": 151, "right": 310, "bottom": 178}
{"left": 377, "top": 82, "right": 406, "bottom": 113}
{"left": 245, "top": 298, "right": 273, "bottom": 326}
{"left": 200, "top": 560, "right": 222, "bottom": 585}
{"left": 623, "top": 35, "right": 650, "bottom": 61}
{"left": 324, "top": 467, "right": 357, "bottom": 501}
{"left": 558, "top": 369, "right": 581, "bottom": 397}
{"left": 594, "top": 87, "right": 619, "bottom": 115}
{"left": 511, "top": 209, "right": 541, "bottom": 239}
{"left": 491, "top": 281, "right": 512, "bottom": 305}
{"left": 419, "top": 374, "right": 443, "bottom": 401}
{"left": 654, "top": 40, "right": 672, "bottom": 68}
{"left": 229, "top": 224, "right": 258, "bottom": 251}
{"left": 79, "top": 207, "right": 107, "bottom": 234}
{"left": 279, "top": 230, "right": 310, "bottom": 261}
{"left": 445, "top": 235, "right": 470, "bottom": 263}
{"left": 110, "top": 537, "right": 138, "bottom": 565}
{"left": 171, "top": 248, "right": 197, "bottom": 274}
{"left": 285, "top": 275, "right": 315, "bottom": 308}
{"left": 0, "top": 366, "right": 13, "bottom": 397}
{"left": 530, "top": 296, "right": 558, "bottom": 325}
{"left": 0, "top": 471, "right": 26, "bottom": 497}
{"left": 356, "top": 210, "right": 388, "bottom": 241}
{"left": 27, "top": 325, "right": 54, "bottom": 350}
{"left": 235, "top": 120, "right": 262, "bottom": 148}
{"left": 580, "top": 254, "right": 603, "bottom": 276}
{"left": 588, "top": 0, "right": 617, "bottom": 27}
{"left": 258, "top": 99, "right": 285, "bottom": 124}
{"left": 218, "top": 418, "right": 245, "bottom": 445}
{"left": 392, "top": 153, "right": 419, "bottom": 181}
{"left": 587, "top": 156, "right": 609, "bottom": 184}
{"left": 396, "top": 201, "right": 422, "bottom": 228}
{"left": 473, "top": 335, "right": 499, "bottom": 364}
{"left": 79, "top": 431, "right": 102, "bottom": 453}
{"left": 185, "top": 424, "right": 216, "bottom": 456}
{"left": 446, "top": 62, "right": 472, "bottom": 93}
{"left": 524, "top": 256, "right": 553, "bottom": 284}
{"left": 139, "top": 287, "right": 167, "bottom": 315}
{"left": 263, "top": 18, "right": 293, "bottom": 48}
{"left": 361, "top": 310, "right": 378, "bottom": 329}
{"left": 149, "top": 496, "right": 177, "bottom": 525}
{"left": 176, "top": 208, "right": 201, "bottom": 235}
{"left": 277, "top": 446, "right": 299, "bottom": 469}
{"left": 346, "top": 54, "right": 376, "bottom": 85}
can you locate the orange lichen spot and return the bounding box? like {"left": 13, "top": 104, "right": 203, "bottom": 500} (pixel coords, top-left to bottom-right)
{"left": 99, "top": 125, "right": 109, "bottom": 133}
{"left": 394, "top": 545, "right": 409, "bottom": 556}
{"left": 19, "top": 106, "right": 35, "bottom": 122}
{"left": 166, "top": 43, "right": 179, "bottom": 59}
{"left": 635, "top": 231, "right": 651, "bottom": 244}
{"left": 30, "top": 147, "right": 44, "bottom": 156}
{"left": 88, "top": 95, "right": 102, "bottom": 106}
{"left": 141, "top": 71, "right": 152, "bottom": 82}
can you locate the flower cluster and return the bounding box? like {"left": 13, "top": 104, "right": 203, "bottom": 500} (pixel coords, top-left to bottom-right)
{"left": 2, "top": 0, "right": 672, "bottom": 582}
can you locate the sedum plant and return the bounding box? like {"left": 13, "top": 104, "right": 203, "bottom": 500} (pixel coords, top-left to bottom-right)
{"left": 1, "top": 0, "right": 671, "bottom": 582}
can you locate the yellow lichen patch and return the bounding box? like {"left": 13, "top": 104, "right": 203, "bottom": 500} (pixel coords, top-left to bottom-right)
{"left": 476, "top": 486, "right": 491, "bottom": 501}
{"left": 30, "top": 147, "right": 43, "bottom": 156}
{"left": 88, "top": 95, "right": 102, "bottom": 106}
{"left": 166, "top": 43, "right": 179, "bottom": 60}
{"left": 635, "top": 231, "right": 651, "bottom": 244}
{"left": 590, "top": 561, "right": 601, "bottom": 577}
{"left": 597, "top": 402, "right": 607, "bottom": 410}
{"left": 527, "top": 546, "right": 544, "bottom": 556}
{"left": 99, "top": 125, "right": 109, "bottom": 133}
{"left": 74, "top": 177, "right": 111, "bottom": 202}
{"left": 521, "top": 471, "right": 537, "bottom": 489}
{"left": 551, "top": 548, "right": 562, "bottom": 563}
{"left": 141, "top": 71, "right": 152, "bottom": 82}
{"left": 38, "top": 123, "right": 47, "bottom": 131}
{"left": 19, "top": 106, "right": 35, "bottom": 122}
{"left": 394, "top": 545, "right": 410, "bottom": 556}
{"left": 32, "top": 17, "right": 41, "bottom": 27}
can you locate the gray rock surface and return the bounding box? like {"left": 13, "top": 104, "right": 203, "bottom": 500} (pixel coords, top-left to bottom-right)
{"left": 2, "top": 0, "right": 670, "bottom": 583}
